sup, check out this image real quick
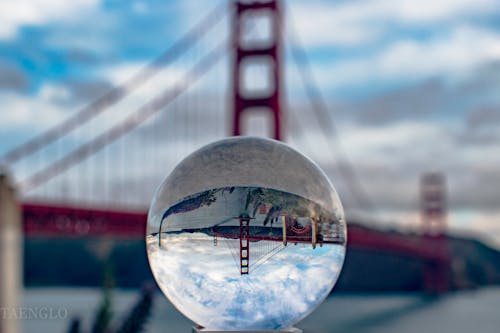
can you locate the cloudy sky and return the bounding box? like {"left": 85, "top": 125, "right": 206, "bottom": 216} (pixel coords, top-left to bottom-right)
{"left": 147, "top": 233, "right": 344, "bottom": 329}
{"left": 0, "top": 0, "right": 499, "bottom": 246}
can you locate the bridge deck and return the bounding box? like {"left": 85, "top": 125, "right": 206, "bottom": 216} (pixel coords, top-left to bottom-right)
{"left": 22, "top": 202, "right": 448, "bottom": 262}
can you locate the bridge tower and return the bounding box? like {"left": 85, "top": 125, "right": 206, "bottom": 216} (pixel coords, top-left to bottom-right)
{"left": 420, "top": 172, "right": 451, "bottom": 293}
{"left": 231, "top": 0, "right": 282, "bottom": 140}
{"left": 231, "top": 0, "right": 282, "bottom": 275}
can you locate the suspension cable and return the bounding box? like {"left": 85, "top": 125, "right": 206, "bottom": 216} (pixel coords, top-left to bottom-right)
{"left": 20, "top": 41, "right": 227, "bottom": 192}
{"left": 1, "top": 1, "right": 227, "bottom": 165}
{"left": 286, "top": 12, "right": 377, "bottom": 216}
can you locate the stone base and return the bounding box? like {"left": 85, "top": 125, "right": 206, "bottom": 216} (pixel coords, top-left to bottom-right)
{"left": 192, "top": 327, "right": 303, "bottom": 333}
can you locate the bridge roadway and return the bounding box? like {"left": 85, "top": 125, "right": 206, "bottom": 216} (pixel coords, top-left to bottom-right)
{"left": 22, "top": 202, "right": 448, "bottom": 263}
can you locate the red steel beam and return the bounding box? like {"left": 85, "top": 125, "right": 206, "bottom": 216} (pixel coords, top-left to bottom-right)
{"left": 22, "top": 203, "right": 447, "bottom": 262}
{"left": 22, "top": 203, "right": 146, "bottom": 238}
{"left": 213, "top": 231, "right": 343, "bottom": 245}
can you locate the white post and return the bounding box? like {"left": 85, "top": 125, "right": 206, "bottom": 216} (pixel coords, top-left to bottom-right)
{"left": 282, "top": 215, "right": 287, "bottom": 246}
{"left": 311, "top": 218, "right": 317, "bottom": 249}
{"left": 0, "top": 174, "right": 22, "bottom": 333}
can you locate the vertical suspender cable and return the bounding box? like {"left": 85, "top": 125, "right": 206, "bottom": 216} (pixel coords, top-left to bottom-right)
{"left": 286, "top": 10, "right": 377, "bottom": 216}
{"left": 0, "top": 2, "right": 228, "bottom": 166}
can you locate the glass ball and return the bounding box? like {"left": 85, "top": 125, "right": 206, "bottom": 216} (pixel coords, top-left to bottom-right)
{"left": 146, "top": 137, "right": 346, "bottom": 331}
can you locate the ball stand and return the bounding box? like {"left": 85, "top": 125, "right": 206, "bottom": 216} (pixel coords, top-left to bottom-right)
{"left": 192, "top": 326, "right": 303, "bottom": 333}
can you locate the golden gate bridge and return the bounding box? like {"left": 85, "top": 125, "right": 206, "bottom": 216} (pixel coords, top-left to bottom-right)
{"left": 1, "top": 0, "right": 450, "bottom": 293}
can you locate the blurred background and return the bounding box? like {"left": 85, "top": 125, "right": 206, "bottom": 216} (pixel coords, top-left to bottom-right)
{"left": 0, "top": 0, "right": 499, "bottom": 332}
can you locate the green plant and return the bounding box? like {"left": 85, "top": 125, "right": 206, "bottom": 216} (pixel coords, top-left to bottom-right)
{"left": 66, "top": 266, "right": 154, "bottom": 333}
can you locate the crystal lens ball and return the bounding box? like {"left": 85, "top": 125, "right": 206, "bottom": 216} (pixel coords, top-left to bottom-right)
{"left": 146, "top": 137, "right": 346, "bottom": 331}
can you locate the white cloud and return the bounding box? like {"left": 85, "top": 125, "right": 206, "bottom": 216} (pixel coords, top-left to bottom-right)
{"left": 289, "top": 120, "right": 451, "bottom": 167}
{"left": 0, "top": 0, "right": 99, "bottom": 40}
{"left": 287, "top": 1, "right": 383, "bottom": 47}
{"left": 0, "top": 90, "right": 67, "bottom": 129}
{"left": 38, "top": 84, "right": 71, "bottom": 103}
{"left": 293, "top": 25, "right": 500, "bottom": 92}
{"left": 376, "top": 26, "right": 500, "bottom": 79}
{"left": 287, "top": 0, "right": 499, "bottom": 47}
{"left": 342, "top": 122, "right": 444, "bottom": 157}
{"left": 381, "top": 0, "right": 498, "bottom": 23}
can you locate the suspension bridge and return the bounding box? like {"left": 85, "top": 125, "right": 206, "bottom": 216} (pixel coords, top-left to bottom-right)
{"left": 1, "top": 0, "right": 450, "bottom": 293}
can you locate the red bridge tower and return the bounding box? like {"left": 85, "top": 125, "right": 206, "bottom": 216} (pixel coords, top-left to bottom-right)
{"left": 232, "top": 0, "right": 282, "bottom": 140}
{"left": 421, "top": 172, "right": 451, "bottom": 293}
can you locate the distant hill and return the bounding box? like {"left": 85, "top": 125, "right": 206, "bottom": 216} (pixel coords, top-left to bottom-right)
{"left": 24, "top": 223, "right": 500, "bottom": 292}
{"left": 336, "top": 224, "right": 500, "bottom": 292}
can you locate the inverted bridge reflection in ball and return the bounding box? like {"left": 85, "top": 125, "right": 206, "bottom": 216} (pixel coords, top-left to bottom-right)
{"left": 146, "top": 137, "right": 347, "bottom": 331}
